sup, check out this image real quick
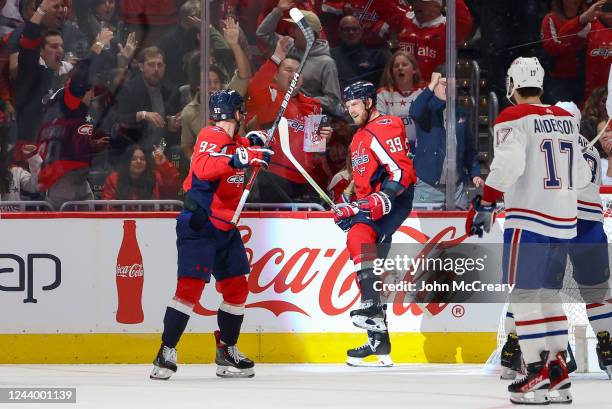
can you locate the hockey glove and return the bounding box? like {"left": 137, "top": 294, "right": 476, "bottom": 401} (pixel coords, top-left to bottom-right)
{"left": 465, "top": 195, "right": 496, "bottom": 238}
{"left": 357, "top": 191, "right": 392, "bottom": 221}
{"left": 230, "top": 147, "right": 274, "bottom": 169}
{"left": 245, "top": 130, "right": 269, "bottom": 147}
{"left": 334, "top": 202, "right": 359, "bottom": 232}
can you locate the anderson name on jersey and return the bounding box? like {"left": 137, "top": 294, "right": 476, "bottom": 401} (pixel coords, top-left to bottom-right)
{"left": 489, "top": 104, "right": 591, "bottom": 239}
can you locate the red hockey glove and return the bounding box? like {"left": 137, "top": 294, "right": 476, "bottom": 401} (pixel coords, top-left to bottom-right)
{"left": 465, "top": 195, "right": 496, "bottom": 238}
{"left": 245, "top": 130, "right": 269, "bottom": 147}
{"left": 230, "top": 147, "right": 274, "bottom": 169}
{"left": 333, "top": 202, "right": 359, "bottom": 231}
{"left": 357, "top": 191, "right": 392, "bottom": 221}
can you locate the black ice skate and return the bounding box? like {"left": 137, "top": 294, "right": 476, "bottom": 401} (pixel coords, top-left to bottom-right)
{"left": 150, "top": 344, "right": 177, "bottom": 380}
{"left": 548, "top": 351, "right": 572, "bottom": 404}
{"left": 508, "top": 351, "right": 550, "bottom": 405}
{"left": 500, "top": 333, "right": 523, "bottom": 380}
{"left": 596, "top": 330, "right": 612, "bottom": 379}
{"left": 347, "top": 331, "right": 393, "bottom": 367}
{"left": 350, "top": 302, "right": 387, "bottom": 332}
{"left": 214, "top": 330, "right": 255, "bottom": 378}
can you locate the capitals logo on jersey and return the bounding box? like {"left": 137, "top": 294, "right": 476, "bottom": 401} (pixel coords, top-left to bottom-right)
{"left": 351, "top": 142, "right": 370, "bottom": 176}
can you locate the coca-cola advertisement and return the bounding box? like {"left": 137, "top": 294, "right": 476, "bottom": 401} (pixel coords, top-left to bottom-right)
{"left": 116, "top": 220, "right": 144, "bottom": 324}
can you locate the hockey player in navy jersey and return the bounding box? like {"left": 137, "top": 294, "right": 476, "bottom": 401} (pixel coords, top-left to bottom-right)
{"left": 334, "top": 81, "right": 417, "bottom": 367}
{"left": 466, "top": 57, "right": 593, "bottom": 404}
{"left": 150, "top": 90, "right": 272, "bottom": 379}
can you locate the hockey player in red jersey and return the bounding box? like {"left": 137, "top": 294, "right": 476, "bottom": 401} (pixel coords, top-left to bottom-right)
{"left": 150, "top": 90, "right": 272, "bottom": 380}
{"left": 334, "top": 81, "right": 417, "bottom": 367}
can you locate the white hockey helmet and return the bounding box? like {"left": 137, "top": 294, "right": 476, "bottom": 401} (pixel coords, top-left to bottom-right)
{"left": 505, "top": 57, "right": 545, "bottom": 102}
{"left": 555, "top": 101, "right": 582, "bottom": 124}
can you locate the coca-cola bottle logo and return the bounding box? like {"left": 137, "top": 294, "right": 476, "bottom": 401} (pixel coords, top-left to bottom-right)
{"left": 116, "top": 263, "right": 144, "bottom": 278}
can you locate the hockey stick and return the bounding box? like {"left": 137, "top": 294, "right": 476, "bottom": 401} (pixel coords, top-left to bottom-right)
{"left": 230, "top": 8, "right": 316, "bottom": 224}
{"left": 278, "top": 117, "right": 338, "bottom": 211}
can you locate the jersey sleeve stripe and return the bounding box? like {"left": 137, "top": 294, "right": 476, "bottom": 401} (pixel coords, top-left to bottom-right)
{"left": 504, "top": 207, "right": 577, "bottom": 222}
{"left": 369, "top": 137, "right": 403, "bottom": 183}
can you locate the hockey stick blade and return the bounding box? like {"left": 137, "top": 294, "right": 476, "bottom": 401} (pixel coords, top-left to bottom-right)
{"left": 230, "top": 8, "right": 316, "bottom": 224}
{"left": 278, "top": 117, "right": 338, "bottom": 211}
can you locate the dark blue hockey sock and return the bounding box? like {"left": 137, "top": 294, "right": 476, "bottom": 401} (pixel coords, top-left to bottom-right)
{"left": 217, "top": 309, "right": 244, "bottom": 346}
{"left": 161, "top": 307, "right": 190, "bottom": 348}
{"left": 357, "top": 268, "right": 381, "bottom": 303}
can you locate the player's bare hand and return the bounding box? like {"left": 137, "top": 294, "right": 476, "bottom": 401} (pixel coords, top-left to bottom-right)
{"left": 117, "top": 32, "right": 137, "bottom": 61}
{"left": 472, "top": 176, "right": 485, "bottom": 188}
{"left": 429, "top": 72, "right": 442, "bottom": 91}
{"left": 580, "top": 0, "right": 606, "bottom": 24}
{"left": 223, "top": 17, "right": 240, "bottom": 46}
{"left": 146, "top": 112, "right": 166, "bottom": 128}
{"left": 277, "top": 0, "right": 295, "bottom": 12}
{"left": 319, "top": 126, "right": 333, "bottom": 142}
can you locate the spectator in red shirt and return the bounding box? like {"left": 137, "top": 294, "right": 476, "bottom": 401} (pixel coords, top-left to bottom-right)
{"left": 246, "top": 37, "right": 333, "bottom": 202}
{"left": 383, "top": 0, "right": 473, "bottom": 82}
{"left": 559, "top": 0, "right": 612, "bottom": 103}
{"left": 541, "top": 0, "right": 587, "bottom": 103}
{"left": 102, "top": 144, "right": 179, "bottom": 200}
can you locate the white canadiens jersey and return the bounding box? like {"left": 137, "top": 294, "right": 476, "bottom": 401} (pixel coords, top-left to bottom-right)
{"left": 577, "top": 133, "right": 604, "bottom": 222}
{"left": 376, "top": 87, "right": 423, "bottom": 143}
{"left": 489, "top": 104, "right": 591, "bottom": 239}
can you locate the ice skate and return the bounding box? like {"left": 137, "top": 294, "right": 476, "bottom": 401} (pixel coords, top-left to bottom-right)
{"left": 500, "top": 333, "right": 523, "bottom": 380}
{"left": 214, "top": 330, "right": 255, "bottom": 378}
{"left": 548, "top": 351, "right": 572, "bottom": 404}
{"left": 150, "top": 344, "right": 177, "bottom": 380}
{"left": 347, "top": 331, "right": 393, "bottom": 367}
{"left": 350, "top": 302, "right": 387, "bottom": 332}
{"left": 508, "top": 351, "right": 550, "bottom": 405}
{"left": 596, "top": 331, "right": 612, "bottom": 379}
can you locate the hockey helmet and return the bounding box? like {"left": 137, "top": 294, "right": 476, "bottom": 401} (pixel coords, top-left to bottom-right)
{"left": 555, "top": 101, "right": 582, "bottom": 124}
{"left": 505, "top": 57, "right": 544, "bottom": 101}
{"left": 209, "top": 89, "right": 245, "bottom": 121}
{"left": 342, "top": 81, "right": 376, "bottom": 105}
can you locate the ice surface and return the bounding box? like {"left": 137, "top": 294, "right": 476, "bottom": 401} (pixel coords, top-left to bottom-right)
{"left": 1, "top": 364, "right": 609, "bottom": 409}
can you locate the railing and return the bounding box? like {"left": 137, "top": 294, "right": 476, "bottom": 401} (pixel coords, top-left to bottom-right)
{"left": 59, "top": 200, "right": 184, "bottom": 212}
{"left": 0, "top": 201, "right": 54, "bottom": 211}
{"left": 243, "top": 203, "right": 326, "bottom": 211}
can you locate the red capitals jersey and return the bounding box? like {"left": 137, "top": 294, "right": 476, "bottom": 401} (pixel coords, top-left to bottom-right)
{"left": 350, "top": 115, "right": 416, "bottom": 199}
{"left": 183, "top": 126, "right": 248, "bottom": 231}
{"left": 541, "top": 12, "right": 585, "bottom": 79}
{"left": 560, "top": 17, "right": 612, "bottom": 99}
{"left": 388, "top": 0, "right": 473, "bottom": 81}
{"left": 321, "top": 0, "right": 408, "bottom": 47}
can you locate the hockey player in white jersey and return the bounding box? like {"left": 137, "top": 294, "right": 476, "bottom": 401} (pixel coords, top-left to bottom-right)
{"left": 465, "top": 57, "right": 592, "bottom": 404}
{"left": 500, "top": 101, "right": 612, "bottom": 382}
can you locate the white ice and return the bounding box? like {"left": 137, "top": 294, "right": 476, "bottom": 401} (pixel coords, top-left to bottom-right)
{"left": 1, "top": 364, "right": 609, "bottom": 409}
